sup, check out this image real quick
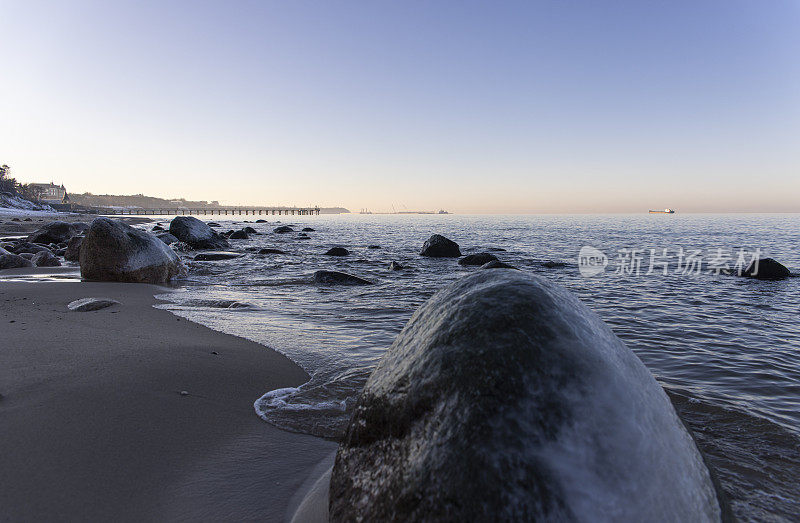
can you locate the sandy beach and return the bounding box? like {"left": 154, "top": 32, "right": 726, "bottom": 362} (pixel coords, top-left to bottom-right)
{"left": 0, "top": 267, "right": 336, "bottom": 521}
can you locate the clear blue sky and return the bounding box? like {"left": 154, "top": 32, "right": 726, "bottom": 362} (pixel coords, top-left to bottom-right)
{"left": 1, "top": 0, "right": 798, "bottom": 212}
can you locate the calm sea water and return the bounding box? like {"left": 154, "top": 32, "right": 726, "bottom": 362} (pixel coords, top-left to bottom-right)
{"left": 153, "top": 214, "right": 800, "bottom": 521}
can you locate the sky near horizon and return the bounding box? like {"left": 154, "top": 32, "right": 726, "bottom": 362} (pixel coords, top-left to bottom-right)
{"left": 1, "top": 1, "right": 799, "bottom": 213}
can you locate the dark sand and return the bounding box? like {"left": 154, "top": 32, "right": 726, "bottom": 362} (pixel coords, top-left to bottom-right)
{"left": 0, "top": 269, "right": 336, "bottom": 521}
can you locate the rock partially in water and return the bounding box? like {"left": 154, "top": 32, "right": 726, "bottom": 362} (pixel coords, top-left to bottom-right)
{"left": 368, "top": 245, "right": 381, "bottom": 249}
{"left": 193, "top": 251, "right": 243, "bottom": 261}
{"left": 185, "top": 299, "right": 252, "bottom": 309}
{"left": 324, "top": 247, "right": 349, "bottom": 256}
{"left": 258, "top": 248, "right": 287, "bottom": 255}
{"left": 67, "top": 297, "right": 120, "bottom": 312}
{"left": 420, "top": 234, "right": 461, "bottom": 258}
{"left": 64, "top": 236, "right": 83, "bottom": 261}
{"left": 152, "top": 225, "right": 165, "bottom": 232}
{"left": 168, "top": 216, "right": 230, "bottom": 250}
{"left": 480, "top": 259, "right": 518, "bottom": 270}
{"left": 741, "top": 258, "right": 790, "bottom": 281}
{"left": 302, "top": 227, "right": 315, "bottom": 232}
{"left": 156, "top": 232, "right": 179, "bottom": 245}
{"left": 313, "top": 270, "right": 372, "bottom": 285}
{"left": 27, "top": 221, "right": 89, "bottom": 244}
{"left": 487, "top": 247, "right": 507, "bottom": 252}
{"left": 330, "top": 271, "right": 725, "bottom": 522}
{"left": 229, "top": 229, "right": 249, "bottom": 239}
{"left": 298, "top": 233, "right": 310, "bottom": 239}
{"left": 0, "top": 248, "right": 32, "bottom": 269}
{"left": 208, "top": 222, "right": 222, "bottom": 227}
{"left": 80, "top": 218, "right": 186, "bottom": 283}
{"left": 542, "top": 260, "right": 567, "bottom": 268}
{"left": 256, "top": 219, "right": 268, "bottom": 223}
{"left": 32, "top": 250, "right": 61, "bottom": 267}
{"left": 274, "top": 225, "right": 294, "bottom": 233}
{"left": 11, "top": 242, "right": 52, "bottom": 255}
{"left": 243, "top": 226, "right": 257, "bottom": 234}
{"left": 458, "top": 252, "right": 499, "bottom": 266}
{"left": 388, "top": 261, "right": 404, "bottom": 271}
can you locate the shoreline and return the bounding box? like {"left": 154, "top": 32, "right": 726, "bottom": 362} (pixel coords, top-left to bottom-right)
{"left": 0, "top": 268, "right": 336, "bottom": 521}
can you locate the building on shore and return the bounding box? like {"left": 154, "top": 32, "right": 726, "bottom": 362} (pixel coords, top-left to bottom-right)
{"left": 28, "top": 182, "right": 69, "bottom": 204}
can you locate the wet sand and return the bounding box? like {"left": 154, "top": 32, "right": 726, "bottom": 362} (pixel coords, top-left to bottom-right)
{"left": 0, "top": 268, "right": 336, "bottom": 521}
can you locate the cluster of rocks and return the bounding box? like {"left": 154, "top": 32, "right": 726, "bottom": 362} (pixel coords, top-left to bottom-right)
{"left": 415, "top": 234, "right": 793, "bottom": 280}
{"left": 0, "top": 221, "right": 90, "bottom": 269}
{"left": 418, "top": 234, "right": 516, "bottom": 270}
{"left": 3, "top": 219, "right": 793, "bottom": 292}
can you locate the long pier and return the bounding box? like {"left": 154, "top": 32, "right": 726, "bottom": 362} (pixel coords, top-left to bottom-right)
{"left": 97, "top": 206, "right": 321, "bottom": 216}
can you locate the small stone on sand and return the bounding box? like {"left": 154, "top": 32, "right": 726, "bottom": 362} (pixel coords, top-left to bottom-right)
{"left": 67, "top": 298, "right": 121, "bottom": 312}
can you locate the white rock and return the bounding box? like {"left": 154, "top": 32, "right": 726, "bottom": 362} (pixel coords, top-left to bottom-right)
{"left": 67, "top": 298, "right": 120, "bottom": 312}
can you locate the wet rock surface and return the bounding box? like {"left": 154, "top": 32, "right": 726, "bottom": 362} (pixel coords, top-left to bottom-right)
{"left": 31, "top": 250, "right": 61, "bottom": 267}
{"left": 80, "top": 218, "right": 186, "bottom": 283}
{"left": 458, "top": 252, "right": 499, "bottom": 266}
{"left": 313, "top": 270, "right": 371, "bottom": 285}
{"left": 27, "top": 221, "right": 89, "bottom": 244}
{"left": 168, "top": 216, "right": 230, "bottom": 250}
{"left": 193, "top": 252, "right": 243, "bottom": 261}
{"left": 64, "top": 236, "right": 83, "bottom": 261}
{"left": 419, "top": 234, "right": 461, "bottom": 258}
{"left": 324, "top": 247, "right": 349, "bottom": 256}
{"left": 741, "top": 258, "right": 790, "bottom": 280}
{"left": 330, "top": 271, "right": 725, "bottom": 522}
{"left": 67, "top": 297, "right": 120, "bottom": 312}
{"left": 480, "top": 259, "right": 518, "bottom": 270}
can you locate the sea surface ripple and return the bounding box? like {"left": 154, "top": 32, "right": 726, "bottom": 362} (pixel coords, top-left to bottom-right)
{"left": 152, "top": 213, "right": 800, "bottom": 521}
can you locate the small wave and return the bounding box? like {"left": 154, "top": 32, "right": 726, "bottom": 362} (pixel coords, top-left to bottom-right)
{"left": 182, "top": 298, "right": 254, "bottom": 309}
{"left": 254, "top": 387, "right": 348, "bottom": 413}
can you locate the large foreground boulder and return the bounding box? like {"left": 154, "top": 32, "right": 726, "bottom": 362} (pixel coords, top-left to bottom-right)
{"left": 419, "top": 234, "right": 461, "bottom": 257}
{"left": 330, "top": 270, "right": 726, "bottom": 522}
{"left": 80, "top": 218, "right": 186, "bottom": 283}
{"left": 27, "top": 221, "right": 88, "bottom": 244}
{"left": 168, "top": 216, "right": 230, "bottom": 250}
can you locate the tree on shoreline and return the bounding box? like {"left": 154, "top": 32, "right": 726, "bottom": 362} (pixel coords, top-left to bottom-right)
{"left": 0, "top": 164, "right": 17, "bottom": 193}
{"left": 0, "top": 164, "right": 39, "bottom": 201}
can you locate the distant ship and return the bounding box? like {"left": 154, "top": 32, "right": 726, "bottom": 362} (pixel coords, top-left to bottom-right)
{"left": 649, "top": 208, "right": 675, "bottom": 214}
{"left": 438, "top": 210, "right": 450, "bottom": 214}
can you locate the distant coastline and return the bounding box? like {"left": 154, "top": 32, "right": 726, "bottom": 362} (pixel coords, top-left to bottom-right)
{"left": 68, "top": 193, "right": 350, "bottom": 214}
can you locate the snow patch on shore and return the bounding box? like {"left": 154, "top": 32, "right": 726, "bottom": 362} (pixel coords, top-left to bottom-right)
{"left": 0, "top": 194, "right": 55, "bottom": 214}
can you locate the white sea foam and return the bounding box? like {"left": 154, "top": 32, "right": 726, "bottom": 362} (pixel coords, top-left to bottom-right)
{"left": 254, "top": 386, "right": 348, "bottom": 416}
